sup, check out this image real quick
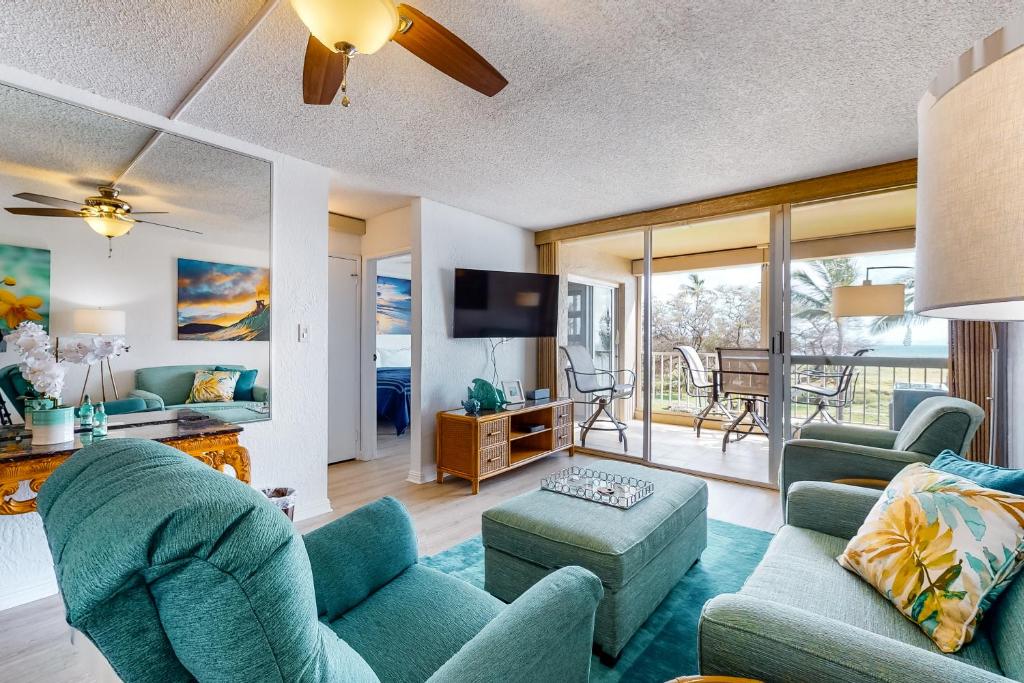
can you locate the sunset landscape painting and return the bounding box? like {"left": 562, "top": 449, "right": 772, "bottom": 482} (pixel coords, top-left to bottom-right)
{"left": 177, "top": 258, "right": 270, "bottom": 341}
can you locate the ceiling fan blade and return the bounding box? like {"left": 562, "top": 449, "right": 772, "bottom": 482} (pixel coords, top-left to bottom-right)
{"left": 133, "top": 218, "right": 203, "bottom": 235}
{"left": 302, "top": 34, "right": 348, "bottom": 105}
{"left": 129, "top": 211, "right": 169, "bottom": 215}
{"left": 392, "top": 4, "right": 507, "bottom": 97}
{"left": 4, "top": 207, "right": 83, "bottom": 217}
{"left": 13, "top": 192, "right": 83, "bottom": 210}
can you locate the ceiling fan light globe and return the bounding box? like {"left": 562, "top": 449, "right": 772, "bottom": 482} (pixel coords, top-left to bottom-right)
{"left": 290, "top": 0, "right": 399, "bottom": 55}
{"left": 83, "top": 214, "right": 134, "bottom": 238}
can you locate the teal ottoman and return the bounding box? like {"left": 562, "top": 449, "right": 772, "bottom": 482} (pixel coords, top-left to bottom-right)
{"left": 482, "top": 460, "right": 707, "bottom": 661}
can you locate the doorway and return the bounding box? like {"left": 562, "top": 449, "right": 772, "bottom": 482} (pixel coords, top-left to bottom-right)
{"left": 362, "top": 252, "right": 414, "bottom": 464}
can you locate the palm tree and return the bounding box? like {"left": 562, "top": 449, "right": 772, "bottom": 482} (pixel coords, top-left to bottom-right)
{"left": 791, "top": 258, "right": 858, "bottom": 354}
{"left": 869, "top": 276, "right": 928, "bottom": 346}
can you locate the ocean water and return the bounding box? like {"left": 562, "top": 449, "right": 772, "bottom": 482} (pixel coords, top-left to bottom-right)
{"left": 865, "top": 344, "right": 948, "bottom": 358}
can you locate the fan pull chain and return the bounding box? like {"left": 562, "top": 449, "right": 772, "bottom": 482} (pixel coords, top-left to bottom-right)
{"left": 107, "top": 237, "right": 113, "bottom": 259}
{"left": 340, "top": 52, "right": 351, "bottom": 108}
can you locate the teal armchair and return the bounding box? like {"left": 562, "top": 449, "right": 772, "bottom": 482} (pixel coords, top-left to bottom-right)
{"left": 38, "top": 439, "right": 602, "bottom": 683}
{"left": 780, "top": 396, "right": 985, "bottom": 507}
{"left": 699, "top": 481, "right": 1023, "bottom": 682}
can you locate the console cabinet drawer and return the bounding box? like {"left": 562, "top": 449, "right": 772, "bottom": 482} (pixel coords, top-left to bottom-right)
{"left": 555, "top": 425, "right": 572, "bottom": 449}
{"left": 479, "top": 443, "right": 508, "bottom": 474}
{"left": 555, "top": 404, "right": 572, "bottom": 427}
{"left": 479, "top": 418, "right": 509, "bottom": 448}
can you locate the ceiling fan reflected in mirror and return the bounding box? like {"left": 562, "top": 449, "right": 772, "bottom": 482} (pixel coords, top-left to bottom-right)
{"left": 291, "top": 0, "right": 508, "bottom": 107}
{"left": 4, "top": 186, "right": 202, "bottom": 255}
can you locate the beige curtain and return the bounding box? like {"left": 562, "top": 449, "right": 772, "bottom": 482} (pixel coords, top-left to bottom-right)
{"left": 537, "top": 242, "right": 560, "bottom": 396}
{"left": 948, "top": 321, "right": 993, "bottom": 462}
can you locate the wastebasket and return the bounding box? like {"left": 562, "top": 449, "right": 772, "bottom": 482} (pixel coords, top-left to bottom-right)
{"left": 261, "top": 487, "right": 296, "bottom": 520}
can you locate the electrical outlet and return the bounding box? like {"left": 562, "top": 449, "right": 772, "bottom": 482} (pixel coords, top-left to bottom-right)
{"left": 297, "top": 324, "right": 310, "bottom": 343}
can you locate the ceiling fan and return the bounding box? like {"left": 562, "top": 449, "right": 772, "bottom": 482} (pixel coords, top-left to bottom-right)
{"left": 4, "top": 186, "right": 202, "bottom": 254}
{"left": 291, "top": 0, "right": 507, "bottom": 107}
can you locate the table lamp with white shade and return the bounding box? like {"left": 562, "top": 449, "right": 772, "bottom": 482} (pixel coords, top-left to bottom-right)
{"left": 915, "top": 16, "right": 1024, "bottom": 459}
{"left": 71, "top": 308, "right": 127, "bottom": 403}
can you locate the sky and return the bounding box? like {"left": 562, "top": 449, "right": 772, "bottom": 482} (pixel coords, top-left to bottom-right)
{"left": 651, "top": 249, "right": 948, "bottom": 347}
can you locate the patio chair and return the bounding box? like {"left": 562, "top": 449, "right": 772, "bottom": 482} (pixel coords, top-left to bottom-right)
{"left": 717, "top": 347, "right": 770, "bottom": 454}
{"left": 791, "top": 348, "right": 872, "bottom": 428}
{"left": 561, "top": 345, "right": 635, "bottom": 452}
{"left": 673, "top": 345, "right": 734, "bottom": 437}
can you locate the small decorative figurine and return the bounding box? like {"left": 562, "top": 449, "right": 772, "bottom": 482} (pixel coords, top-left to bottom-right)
{"left": 467, "top": 378, "right": 507, "bottom": 411}
{"left": 461, "top": 398, "right": 482, "bottom": 415}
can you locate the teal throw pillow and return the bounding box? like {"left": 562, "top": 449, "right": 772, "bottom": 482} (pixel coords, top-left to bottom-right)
{"left": 215, "top": 366, "right": 257, "bottom": 401}
{"left": 931, "top": 449, "right": 1024, "bottom": 495}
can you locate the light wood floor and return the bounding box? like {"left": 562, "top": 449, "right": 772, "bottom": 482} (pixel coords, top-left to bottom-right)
{"left": 0, "top": 440, "right": 781, "bottom": 682}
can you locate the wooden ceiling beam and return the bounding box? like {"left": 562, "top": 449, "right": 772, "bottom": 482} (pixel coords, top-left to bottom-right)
{"left": 534, "top": 158, "right": 918, "bottom": 245}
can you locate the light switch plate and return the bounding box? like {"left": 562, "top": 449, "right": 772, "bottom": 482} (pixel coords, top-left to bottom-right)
{"left": 298, "top": 324, "right": 310, "bottom": 342}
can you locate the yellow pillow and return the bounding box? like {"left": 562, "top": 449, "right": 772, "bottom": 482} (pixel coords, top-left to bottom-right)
{"left": 186, "top": 370, "right": 240, "bottom": 404}
{"left": 839, "top": 463, "right": 1024, "bottom": 652}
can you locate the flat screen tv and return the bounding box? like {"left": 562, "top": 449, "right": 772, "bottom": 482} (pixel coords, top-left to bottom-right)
{"left": 453, "top": 268, "right": 558, "bottom": 338}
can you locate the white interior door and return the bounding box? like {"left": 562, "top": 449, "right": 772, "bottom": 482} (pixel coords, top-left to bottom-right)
{"left": 328, "top": 256, "right": 360, "bottom": 463}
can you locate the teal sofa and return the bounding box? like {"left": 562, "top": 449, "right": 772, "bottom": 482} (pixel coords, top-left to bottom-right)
{"left": 38, "top": 439, "right": 603, "bottom": 683}
{"left": 128, "top": 364, "right": 268, "bottom": 412}
{"left": 699, "top": 480, "right": 1023, "bottom": 682}
{"left": 781, "top": 396, "right": 985, "bottom": 507}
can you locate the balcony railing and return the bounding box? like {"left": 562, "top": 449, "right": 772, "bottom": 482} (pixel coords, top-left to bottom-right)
{"left": 649, "top": 350, "right": 948, "bottom": 429}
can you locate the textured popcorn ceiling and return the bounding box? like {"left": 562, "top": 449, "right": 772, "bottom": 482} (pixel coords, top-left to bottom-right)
{"left": 0, "top": 1, "right": 1020, "bottom": 228}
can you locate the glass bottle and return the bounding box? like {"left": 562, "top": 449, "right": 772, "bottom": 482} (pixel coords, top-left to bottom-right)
{"left": 92, "top": 403, "right": 108, "bottom": 437}
{"left": 79, "top": 394, "right": 94, "bottom": 428}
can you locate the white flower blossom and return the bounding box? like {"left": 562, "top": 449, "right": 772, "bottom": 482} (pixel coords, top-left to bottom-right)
{"left": 6, "top": 321, "right": 65, "bottom": 401}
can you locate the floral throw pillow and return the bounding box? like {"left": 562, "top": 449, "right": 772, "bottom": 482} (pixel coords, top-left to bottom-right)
{"left": 839, "top": 463, "right": 1024, "bottom": 653}
{"left": 186, "top": 370, "right": 240, "bottom": 404}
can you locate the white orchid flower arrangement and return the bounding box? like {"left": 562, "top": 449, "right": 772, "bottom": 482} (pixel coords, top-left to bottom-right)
{"left": 5, "top": 321, "right": 65, "bottom": 402}
{"left": 60, "top": 335, "right": 128, "bottom": 366}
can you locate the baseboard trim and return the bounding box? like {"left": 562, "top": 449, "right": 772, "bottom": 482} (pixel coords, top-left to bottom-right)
{"left": 294, "top": 496, "right": 332, "bottom": 522}
{"left": 407, "top": 464, "right": 437, "bottom": 485}
{"left": 0, "top": 574, "right": 57, "bottom": 612}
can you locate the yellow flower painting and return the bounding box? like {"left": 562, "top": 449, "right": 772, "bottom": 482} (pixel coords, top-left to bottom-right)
{"left": 0, "top": 245, "right": 50, "bottom": 342}
{"left": 840, "top": 463, "right": 1024, "bottom": 652}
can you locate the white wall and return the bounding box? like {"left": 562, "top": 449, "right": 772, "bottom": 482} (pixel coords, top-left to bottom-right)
{"left": 412, "top": 198, "right": 537, "bottom": 482}
{"left": 363, "top": 205, "right": 412, "bottom": 259}
{"left": 0, "top": 67, "right": 334, "bottom": 610}
{"left": 328, "top": 227, "right": 361, "bottom": 257}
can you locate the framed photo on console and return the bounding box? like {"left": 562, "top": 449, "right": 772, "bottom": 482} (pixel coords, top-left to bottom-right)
{"left": 501, "top": 379, "right": 525, "bottom": 404}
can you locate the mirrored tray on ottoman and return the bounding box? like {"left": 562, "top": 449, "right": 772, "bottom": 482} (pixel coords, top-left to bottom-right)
{"left": 540, "top": 466, "right": 654, "bottom": 509}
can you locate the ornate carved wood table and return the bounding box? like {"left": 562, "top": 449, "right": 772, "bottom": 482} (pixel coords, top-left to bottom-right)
{"left": 0, "top": 409, "right": 251, "bottom": 515}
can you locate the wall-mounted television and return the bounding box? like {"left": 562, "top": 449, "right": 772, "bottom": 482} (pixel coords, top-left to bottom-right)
{"left": 453, "top": 268, "right": 558, "bottom": 338}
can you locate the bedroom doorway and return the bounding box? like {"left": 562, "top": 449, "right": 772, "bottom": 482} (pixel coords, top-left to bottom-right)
{"left": 366, "top": 252, "right": 413, "bottom": 463}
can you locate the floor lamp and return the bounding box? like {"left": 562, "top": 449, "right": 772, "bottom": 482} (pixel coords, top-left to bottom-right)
{"left": 73, "top": 308, "right": 126, "bottom": 403}
{"left": 916, "top": 17, "right": 1024, "bottom": 463}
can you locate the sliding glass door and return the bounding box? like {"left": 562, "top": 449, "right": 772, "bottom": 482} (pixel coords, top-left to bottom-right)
{"left": 644, "top": 210, "right": 785, "bottom": 485}
{"left": 558, "top": 211, "right": 790, "bottom": 485}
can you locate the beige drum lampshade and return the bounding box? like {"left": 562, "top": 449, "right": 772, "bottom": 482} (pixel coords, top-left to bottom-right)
{"left": 832, "top": 282, "right": 905, "bottom": 318}
{"left": 72, "top": 308, "right": 126, "bottom": 336}
{"left": 916, "top": 18, "right": 1024, "bottom": 321}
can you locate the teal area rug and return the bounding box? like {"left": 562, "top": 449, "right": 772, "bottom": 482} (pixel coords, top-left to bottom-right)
{"left": 420, "top": 519, "right": 772, "bottom": 683}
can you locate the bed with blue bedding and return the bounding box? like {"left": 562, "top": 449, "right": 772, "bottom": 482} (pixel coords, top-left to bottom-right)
{"left": 377, "top": 367, "right": 412, "bottom": 435}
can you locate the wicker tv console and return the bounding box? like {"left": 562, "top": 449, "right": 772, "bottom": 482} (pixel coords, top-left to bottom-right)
{"left": 435, "top": 398, "right": 574, "bottom": 494}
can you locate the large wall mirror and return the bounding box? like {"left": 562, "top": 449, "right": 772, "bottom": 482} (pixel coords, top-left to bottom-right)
{"left": 0, "top": 84, "right": 271, "bottom": 424}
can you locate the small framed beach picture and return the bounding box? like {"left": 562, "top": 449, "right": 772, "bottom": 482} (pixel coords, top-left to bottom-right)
{"left": 501, "top": 379, "right": 525, "bottom": 404}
